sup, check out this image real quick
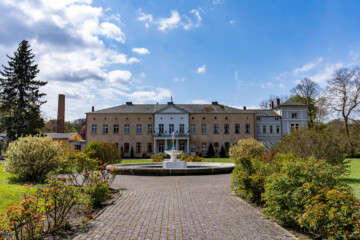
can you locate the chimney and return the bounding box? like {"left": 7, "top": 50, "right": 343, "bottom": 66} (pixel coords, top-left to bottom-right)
{"left": 271, "top": 101, "right": 274, "bottom": 109}
{"left": 212, "top": 101, "right": 218, "bottom": 105}
{"left": 126, "top": 102, "right": 132, "bottom": 106}
{"left": 92, "top": 106, "right": 94, "bottom": 112}
{"left": 167, "top": 102, "right": 174, "bottom": 105}
{"left": 243, "top": 106, "right": 246, "bottom": 110}
{"left": 276, "top": 98, "right": 280, "bottom": 105}
{"left": 57, "top": 94, "right": 65, "bottom": 133}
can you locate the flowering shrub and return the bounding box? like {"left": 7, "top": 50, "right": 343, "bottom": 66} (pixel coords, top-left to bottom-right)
{"left": 151, "top": 153, "right": 165, "bottom": 162}
{"left": 184, "top": 156, "right": 202, "bottom": 162}
{"left": 264, "top": 157, "right": 345, "bottom": 227}
{"left": 87, "top": 172, "right": 111, "bottom": 207}
{"left": 229, "top": 138, "right": 265, "bottom": 163}
{"left": 297, "top": 186, "right": 360, "bottom": 240}
{"left": 4, "top": 136, "right": 63, "bottom": 182}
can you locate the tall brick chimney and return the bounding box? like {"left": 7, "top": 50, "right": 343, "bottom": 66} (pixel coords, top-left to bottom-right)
{"left": 57, "top": 94, "right": 65, "bottom": 133}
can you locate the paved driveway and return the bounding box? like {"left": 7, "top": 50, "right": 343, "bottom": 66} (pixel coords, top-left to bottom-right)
{"left": 75, "top": 174, "right": 295, "bottom": 240}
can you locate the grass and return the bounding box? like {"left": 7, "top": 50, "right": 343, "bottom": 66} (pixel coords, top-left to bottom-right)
{"left": 342, "top": 158, "right": 360, "bottom": 199}
{"left": 0, "top": 163, "right": 42, "bottom": 213}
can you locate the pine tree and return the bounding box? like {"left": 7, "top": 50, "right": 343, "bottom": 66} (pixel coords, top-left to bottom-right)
{"left": 206, "top": 143, "right": 215, "bottom": 158}
{"left": 219, "top": 145, "right": 226, "bottom": 158}
{"left": 0, "top": 40, "right": 47, "bottom": 141}
{"left": 130, "top": 146, "right": 134, "bottom": 158}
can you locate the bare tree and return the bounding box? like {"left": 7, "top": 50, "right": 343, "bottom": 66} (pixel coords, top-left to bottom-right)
{"left": 326, "top": 66, "right": 360, "bottom": 155}
{"left": 260, "top": 95, "right": 288, "bottom": 109}
{"left": 291, "top": 78, "right": 320, "bottom": 127}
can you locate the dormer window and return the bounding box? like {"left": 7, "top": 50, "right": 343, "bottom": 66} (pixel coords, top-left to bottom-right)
{"left": 291, "top": 113, "right": 297, "bottom": 119}
{"left": 256, "top": 117, "right": 261, "bottom": 121}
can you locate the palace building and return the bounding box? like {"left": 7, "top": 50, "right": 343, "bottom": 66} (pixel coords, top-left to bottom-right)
{"left": 85, "top": 99, "right": 308, "bottom": 158}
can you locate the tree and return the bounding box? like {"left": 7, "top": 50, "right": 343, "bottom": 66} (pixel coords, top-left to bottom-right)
{"left": 42, "top": 119, "right": 77, "bottom": 133}
{"left": 326, "top": 66, "right": 360, "bottom": 156}
{"left": 72, "top": 118, "right": 86, "bottom": 133}
{"left": 130, "top": 146, "right": 134, "bottom": 158}
{"left": 219, "top": 145, "right": 226, "bottom": 158}
{"left": 290, "top": 78, "right": 321, "bottom": 128}
{"left": 206, "top": 143, "right": 215, "bottom": 158}
{"left": 0, "top": 40, "right": 47, "bottom": 141}
{"left": 260, "top": 95, "right": 289, "bottom": 109}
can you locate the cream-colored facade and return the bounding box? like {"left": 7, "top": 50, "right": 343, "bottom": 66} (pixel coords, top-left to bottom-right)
{"left": 86, "top": 102, "right": 257, "bottom": 158}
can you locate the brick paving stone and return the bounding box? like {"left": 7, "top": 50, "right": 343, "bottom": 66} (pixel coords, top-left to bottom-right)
{"left": 74, "top": 174, "right": 296, "bottom": 240}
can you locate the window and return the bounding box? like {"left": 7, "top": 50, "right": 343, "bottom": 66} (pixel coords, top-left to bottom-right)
{"left": 159, "top": 124, "right": 164, "bottom": 134}
{"left": 202, "top": 142, "right": 207, "bottom": 153}
{"left": 225, "top": 142, "right": 230, "bottom": 152}
{"left": 235, "top": 124, "right": 240, "bottom": 134}
{"left": 179, "top": 142, "right": 185, "bottom": 151}
{"left": 114, "top": 124, "right": 119, "bottom": 134}
{"left": 224, "top": 124, "right": 229, "bottom": 134}
{"left": 148, "top": 124, "right": 153, "bottom": 134}
{"left": 147, "top": 143, "right": 152, "bottom": 153}
{"left": 91, "top": 124, "right": 97, "bottom": 134}
{"left": 245, "top": 124, "right": 251, "bottom": 134}
{"left": 179, "top": 124, "right": 185, "bottom": 133}
{"left": 169, "top": 124, "right": 174, "bottom": 133}
{"left": 103, "top": 124, "right": 108, "bottom": 134}
{"left": 292, "top": 113, "right": 297, "bottom": 119}
{"left": 291, "top": 123, "right": 300, "bottom": 131}
{"left": 136, "top": 143, "right": 141, "bottom": 153}
{"left": 136, "top": 124, "right": 142, "bottom": 134}
{"left": 190, "top": 124, "right": 196, "bottom": 134}
{"left": 214, "top": 142, "right": 219, "bottom": 148}
{"left": 270, "top": 125, "right": 273, "bottom": 133}
{"left": 256, "top": 125, "right": 260, "bottom": 134}
{"left": 213, "top": 124, "right": 219, "bottom": 134}
{"left": 262, "top": 125, "right": 266, "bottom": 133}
{"left": 276, "top": 125, "right": 280, "bottom": 133}
{"left": 124, "top": 124, "right": 130, "bottom": 134}
{"left": 191, "top": 143, "right": 196, "bottom": 153}
{"left": 124, "top": 143, "right": 129, "bottom": 153}
{"left": 275, "top": 117, "right": 279, "bottom": 121}
{"left": 256, "top": 117, "right": 261, "bottom": 121}
{"left": 74, "top": 145, "right": 81, "bottom": 151}
{"left": 158, "top": 142, "right": 164, "bottom": 152}
{"left": 201, "top": 124, "right": 206, "bottom": 134}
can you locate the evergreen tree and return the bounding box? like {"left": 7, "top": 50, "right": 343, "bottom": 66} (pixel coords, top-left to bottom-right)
{"left": 206, "top": 143, "right": 215, "bottom": 158}
{"left": 0, "top": 40, "right": 47, "bottom": 141}
{"left": 219, "top": 145, "right": 226, "bottom": 158}
{"left": 130, "top": 146, "right": 134, "bottom": 158}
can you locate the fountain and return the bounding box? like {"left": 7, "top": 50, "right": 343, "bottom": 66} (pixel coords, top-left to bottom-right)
{"left": 163, "top": 132, "right": 187, "bottom": 168}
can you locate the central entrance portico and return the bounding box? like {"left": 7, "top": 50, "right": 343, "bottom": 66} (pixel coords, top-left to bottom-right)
{"left": 154, "top": 134, "right": 190, "bottom": 154}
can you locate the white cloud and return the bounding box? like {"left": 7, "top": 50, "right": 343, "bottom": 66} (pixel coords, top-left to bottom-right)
{"left": 293, "top": 57, "right": 323, "bottom": 76}
{"left": 126, "top": 88, "right": 171, "bottom": 103}
{"left": 213, "top": 0, "right": 222, "bottom": 5}
{"left": 309, "top": 62, "right": 343, "bottom": 85}
{"left": 350, "top": 50, "right": 360, "bottom": 61}
{"left": 132, "top": 47, "right": 150, "bottom": 55}
{"left": 229, "top": 20, "right": 235, "bottom": 24}
{"left": 192, "top": 99, "right": 209, "bottom": 104}
{"left": 174, "top": 77, "right": 185, "bottom": 82}
{"left": 137, "top": 9, "right": 202, "bottom": 31}
{"left": 196, "top": 64, "right": 206, "bottom": 74}
{"left": 107, "top": 70, "right": 132, "bottom": 86}
{"left": 279, "top": 83, "right": 286, "bottom": 89}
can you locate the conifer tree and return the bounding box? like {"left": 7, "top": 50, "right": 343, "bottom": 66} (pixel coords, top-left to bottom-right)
{"left": 206, "top": 143, "right": 215, "bottom": 158}
{"left": 0, "top": 40, "right": 47, "bottom": 141}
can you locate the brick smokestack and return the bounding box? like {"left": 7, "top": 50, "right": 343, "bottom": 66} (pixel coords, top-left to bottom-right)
{"left": 57, "top": 94, "right": 65, "bottom": 133}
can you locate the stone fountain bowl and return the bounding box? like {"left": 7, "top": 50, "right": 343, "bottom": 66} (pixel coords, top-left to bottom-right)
{"left": 164, "top": 150, "right": 183, "bottom": 155}
{"left": 106, "top": 162, "right": 235, "bottom": 176}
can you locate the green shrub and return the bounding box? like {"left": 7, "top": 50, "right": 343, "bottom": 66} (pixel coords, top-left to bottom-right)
{"left": 184, "top": 155, "right": 203, "bottom": 162}
{"left": 297, "top": 185, "right": 360, "bottom": 240}
{"left": 179, "top": 153, "right": 187, "bottom": 160}
{"left": 84, "top": 141, "right": 121, "bottom": 167}
{"left": 264, "top": 157, "right": 344, "bottom": 227}
{"left": 151, "top": 153, "right": 165, "bottom": 162}
{"left": 88, "top": 172, "right": 111, "bottom": 207}
{"left": 274, "top": 127, "right": 346, "bottom": 166}
{"left": 229, "top": 138, "right": 265, "bottom": 162}
{"left": 4, "top": 136, "right": 63, "bottom": 182}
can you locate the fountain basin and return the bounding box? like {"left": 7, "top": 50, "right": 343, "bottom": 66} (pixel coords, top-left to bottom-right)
{"left": 107, "top": 162, "right": 235, "bottom": 176}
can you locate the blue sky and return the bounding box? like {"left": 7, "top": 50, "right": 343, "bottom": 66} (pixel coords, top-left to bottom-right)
{"left": 0, "top": 0, "right": 360, "bottom": 120}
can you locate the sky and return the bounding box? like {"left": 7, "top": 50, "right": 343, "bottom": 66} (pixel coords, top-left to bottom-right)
{"left": 0, "top": 0, "right": 360, "bottom": 121}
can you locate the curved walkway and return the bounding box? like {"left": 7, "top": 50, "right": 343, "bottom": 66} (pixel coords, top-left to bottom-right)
{"left": 75, "top": 174, "right": 295, "bottom": 240}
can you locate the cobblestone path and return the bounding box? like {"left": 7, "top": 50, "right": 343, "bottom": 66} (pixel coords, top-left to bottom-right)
{"left": 75, "top": 174, "right": 295, "bottom": 240}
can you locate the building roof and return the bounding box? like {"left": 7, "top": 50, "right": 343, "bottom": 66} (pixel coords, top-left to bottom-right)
{"left": 88, "top": 104, "right": 259, "bottom": 114}
{"left": 251, "top": 109, "right": 280, "bottom": 117}
{"left": 45, "top": 133, "right": 80, "bottom": 140}
{"left": 279, "top": 99, "right": 307, "bottom": 106}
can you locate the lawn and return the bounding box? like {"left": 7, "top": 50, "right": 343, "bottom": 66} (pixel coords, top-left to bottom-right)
{"left": 0, "top": 163, "right": 41, "bottom": 213}
{"left": 342, "top": 158, "right": 360, "bottom": 199}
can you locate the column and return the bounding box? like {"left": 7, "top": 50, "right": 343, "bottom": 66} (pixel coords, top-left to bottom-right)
{"left": 165, "top": 139, "right": 168, "bottom": 151}
{"left": 176, "top": 139, "right": 179, "bottom": 150}
{"left": 154, "top": 139, "right": 157, "bottom": 154}
{"left": 187, "top": 139, "right": 190, "bottom": 154}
